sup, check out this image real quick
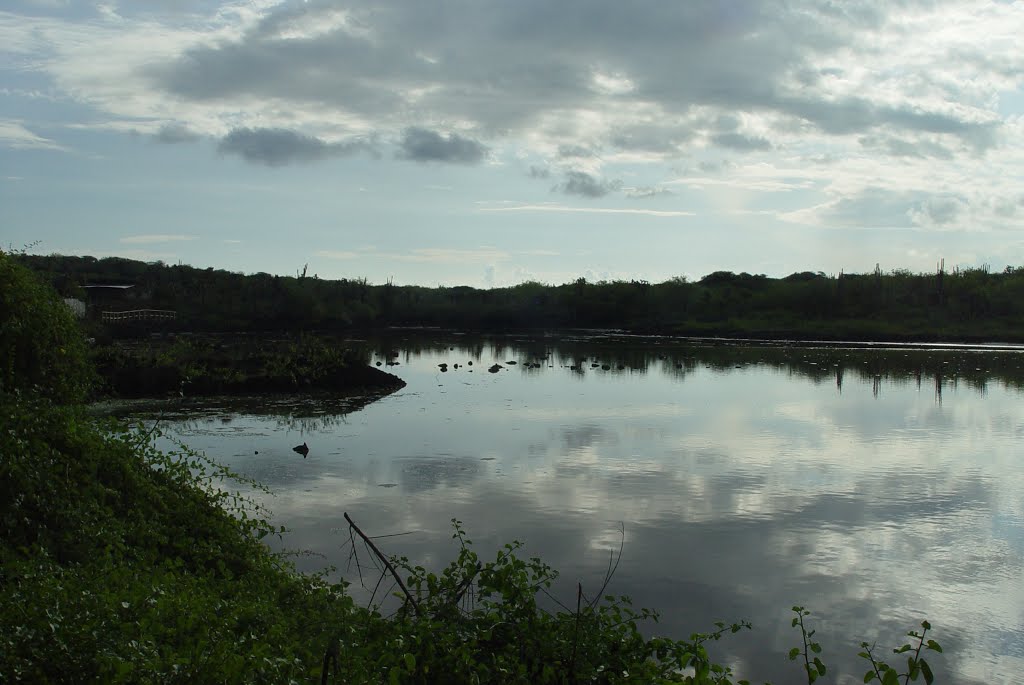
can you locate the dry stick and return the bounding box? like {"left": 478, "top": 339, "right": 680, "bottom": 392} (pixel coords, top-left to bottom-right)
{"left": 361, "top": 539, "right": 378, "bottom": 570}
{"left": 321, "top": 640, "right": 340, "bottom": 685}
{"left": 344, "top": 512, "right": 422, "bottom": 617}
{"left": 449, "top": 562, "right": 483, "bottom": 613}
{"left": 586, "top": 524, "right": 625, "bottom": 610}
{"left": 568, "top": 581, "right": 583, "bottom": 684}
{"left": 368, "top": 568, "right": 389, "bottom": 608}
{"left": 347, "top": 526, "right": 365, "bottom": 587}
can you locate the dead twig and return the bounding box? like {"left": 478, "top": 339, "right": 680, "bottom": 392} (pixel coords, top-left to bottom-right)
{"left": 448, "top": 561, "right": 483, "bottom": 613}
{"left": 344, "top": 512, "right": 422, "bottom": 617}
{"left": 568, "top": 581, "right": 583, "bottom": 683}
{"left": 583, "top": 523, "right": 624, "bottom": 610}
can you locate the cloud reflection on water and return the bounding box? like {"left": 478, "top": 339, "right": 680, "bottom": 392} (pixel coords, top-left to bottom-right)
{"left": 142, "top": 337, "right": 1024, "bottom": 684}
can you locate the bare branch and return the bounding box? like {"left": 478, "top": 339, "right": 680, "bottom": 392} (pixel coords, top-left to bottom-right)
{"left": 344, "top": 512, "right": 422, "bottom": 617}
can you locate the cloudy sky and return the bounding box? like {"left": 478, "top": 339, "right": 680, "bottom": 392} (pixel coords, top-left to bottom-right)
{"left": 2, "top": 0, "right": 1023, "bottom": 287}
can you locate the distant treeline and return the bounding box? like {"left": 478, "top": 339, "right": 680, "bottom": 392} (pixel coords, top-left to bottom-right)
{"left": 20, "top": 254, "right": 1024, "bottom": 341}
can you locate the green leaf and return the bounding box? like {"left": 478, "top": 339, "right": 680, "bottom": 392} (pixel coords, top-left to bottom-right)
{"left": 926, "top": 640, "right": 942, "bottom": 653}
{"left": 813, "top": 657, "right": 826, "bottom": 675}
{"left": 882, "top": 669, "right": 900, "bottom": 685}
{"left": 921, "top": 659, "right": 934, "bottom": 685}
{"left": 810, "top": 643, "right": 822, "bottom": 654}
{"left": 788, "top": 648, "right": 800, "bottom": 661}
{"left": 403, "top": 653, "right": 416, "bottom": 672}
{"left": 864, "top": 672, "right": 877, "bottom": 683}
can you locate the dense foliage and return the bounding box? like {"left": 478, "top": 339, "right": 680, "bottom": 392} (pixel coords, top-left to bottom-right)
{"left": 2, "top": 254, "right": 946, "bottom": 683}
{"left": 21, "top": 252, "right": 1024, "bottom": 341}
{"left": 1, "top": 250, "right": 94, "bottom": 402}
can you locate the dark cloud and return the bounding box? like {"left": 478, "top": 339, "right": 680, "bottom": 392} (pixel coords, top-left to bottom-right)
{"left": 711, "top": 132, "right": 773, "bottom": 151}
{"left": 557, "top": 144, "right": 596, "bottom": 159}
{"left": 554, "top": 171, "right": 623, "bottom": 198}
{"left": 218, "top": 127, "right": 372, "bottom": 166}
{"left": 992, "top": 199, "right": 1019, "bottom": 219}
{"left": 910, "top": 196, "right": 967, "bottom": 226}
{"left": 697, "top": 160, "right": 734, "bottom": 174}
{"left": 528, "top": 165, "right": 551, "bottom": 179}
{"left": 154, "top": 123, "right": 199, "bottom": 143}
{"left": 775, "top": 94, "right": 998, "bottom": 149}
{"left": 397, "top": 127, "right": 488, "bottom": 164}
{"left": 713, "top": 113, "right": 742, "bottom": 132}
{"left": 609, "top": 123, "right": 697, "bottom": 154}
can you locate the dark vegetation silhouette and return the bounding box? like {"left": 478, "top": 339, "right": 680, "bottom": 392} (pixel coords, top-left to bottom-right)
{"left": 21, "top": 254, "right": 1024, "bottom": 341}
{"left": 90, "top": 334, "right": 405, "bottom": 399}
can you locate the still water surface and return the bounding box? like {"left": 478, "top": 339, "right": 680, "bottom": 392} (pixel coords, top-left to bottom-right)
{"left": 142, "top": 335, "right": 1024, "bottom": 684}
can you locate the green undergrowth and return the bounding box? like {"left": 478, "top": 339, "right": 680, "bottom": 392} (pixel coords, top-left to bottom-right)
{"left": 2, "top": 250, "right": 946, "bottom": 683}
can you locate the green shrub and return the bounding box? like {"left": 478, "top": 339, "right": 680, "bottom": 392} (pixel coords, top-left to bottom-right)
{"left": 0, "top": 250, "right": 93, "bottom": 403}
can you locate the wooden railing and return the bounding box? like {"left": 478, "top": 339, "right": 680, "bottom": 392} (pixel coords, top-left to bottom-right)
{"left": 101, "top": 309, "right": 177, "bottom": 323}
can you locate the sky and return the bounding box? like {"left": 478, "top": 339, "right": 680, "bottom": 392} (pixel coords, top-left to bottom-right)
{"left": 2, "top": 0, "right": 1023, "bottom": 288}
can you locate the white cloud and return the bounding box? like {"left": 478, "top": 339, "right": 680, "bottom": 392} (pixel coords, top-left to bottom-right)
{"left": 0, "top": 120, "right": 65, "bottom": 150}
{"left": 119, "top": 234, "right": 197, "bottom": 244}
{"left": 388, "top": 248, "right": 510, "bottom": 263}
{"left": 314, "top": 249, "right": 358, "bottom": 260}
{"left": 480, "top": 204, "right": 695, "bottom": 218}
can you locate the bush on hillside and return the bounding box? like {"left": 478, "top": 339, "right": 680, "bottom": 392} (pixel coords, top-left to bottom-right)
{"left": 0, "top": 250, "right": 93, "bottom": 403}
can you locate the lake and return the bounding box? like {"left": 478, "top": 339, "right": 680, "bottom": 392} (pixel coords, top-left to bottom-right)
{"left": 135, "top": 333, "right": 1024, "bottom": 684}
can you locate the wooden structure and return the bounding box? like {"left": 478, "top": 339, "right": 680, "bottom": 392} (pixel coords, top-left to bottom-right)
{"left": 101, "top": 309, "right": 177, "bottom": 323}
